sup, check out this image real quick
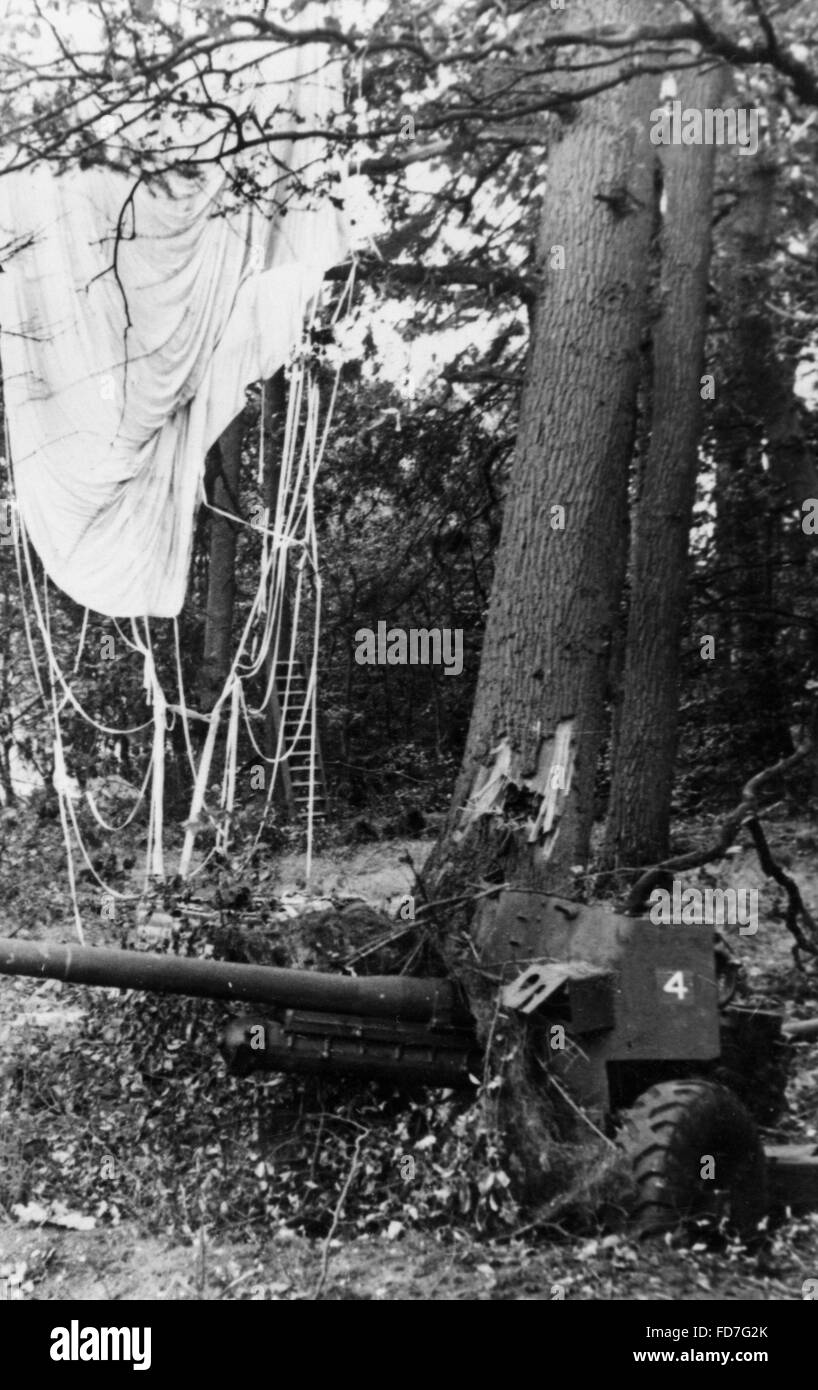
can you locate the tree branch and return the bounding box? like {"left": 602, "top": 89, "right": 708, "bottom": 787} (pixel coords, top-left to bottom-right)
{"left": 744, "top": 815, "right": 818, "bottom": 958}
{"left": 325, "top": 255, "right": 533, "bottom": 303}
{"left": 625, "top": 719, "right": 818, "bottom": 913}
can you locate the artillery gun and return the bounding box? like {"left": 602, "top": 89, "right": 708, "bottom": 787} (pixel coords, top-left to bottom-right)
{"left": 2, "top": 887, "right": 817, "bottom": 1236}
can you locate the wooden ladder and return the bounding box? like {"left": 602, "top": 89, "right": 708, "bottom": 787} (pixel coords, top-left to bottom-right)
{"left": 268, "top": 657, "right": 329, "bottom": 822}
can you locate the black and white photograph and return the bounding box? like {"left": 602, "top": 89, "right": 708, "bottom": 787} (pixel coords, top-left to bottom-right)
{"left": 0, "top": 0, "right": 817, "bottom": 1342}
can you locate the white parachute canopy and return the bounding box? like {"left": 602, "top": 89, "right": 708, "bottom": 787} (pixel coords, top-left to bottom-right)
{"left": 0, "top": 26, "right": 349, "bottom": 618}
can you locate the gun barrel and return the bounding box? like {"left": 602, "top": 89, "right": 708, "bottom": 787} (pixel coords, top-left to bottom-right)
{"left": 0, "top": 937, "right": 464, "bottom": 1023}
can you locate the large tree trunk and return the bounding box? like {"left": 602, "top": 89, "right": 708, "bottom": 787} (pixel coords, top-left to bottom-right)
{"left": 427, "top": 0, "right": 661, "bottom": 909}
{"left": 199, "top": 413, "right": 244, "bottom": 711}
{"left": 603, "top": 65, "right": 722, "bottom": 870}
{"left": 710, "top": 155, "right": 794, "bottom": 769}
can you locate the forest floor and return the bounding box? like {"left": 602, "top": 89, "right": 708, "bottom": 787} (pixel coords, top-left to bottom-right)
{"left": 0, "top": 805, "right": 817, "bottom": 1301}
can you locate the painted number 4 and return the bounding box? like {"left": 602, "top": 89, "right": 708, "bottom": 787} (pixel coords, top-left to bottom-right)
{"left": 662, "top": 970, "right": 690, "bottom": 1001}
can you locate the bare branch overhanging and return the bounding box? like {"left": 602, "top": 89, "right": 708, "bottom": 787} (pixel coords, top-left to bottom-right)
{"left": 2, "top": 2, "right": 817, "bottom": 179}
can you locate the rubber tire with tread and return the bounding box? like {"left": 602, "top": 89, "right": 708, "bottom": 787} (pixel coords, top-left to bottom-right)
{"left": 619, "top": 1080, "right": 768, "bottom": 1240}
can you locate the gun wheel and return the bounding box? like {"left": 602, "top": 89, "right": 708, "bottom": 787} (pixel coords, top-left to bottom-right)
{"left": 618, "top": 1080, "right": 768, "bottom": 1242}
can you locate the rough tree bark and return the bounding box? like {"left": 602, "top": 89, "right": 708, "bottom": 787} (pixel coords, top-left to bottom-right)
{"left": 427, "top": 0, "right": 662, "bottom": 910}
{"left": 603, "top": 64, "right": 723, "bottom": 870}
{"left": 711, "top": 153, "right": 795, "bottom": 768}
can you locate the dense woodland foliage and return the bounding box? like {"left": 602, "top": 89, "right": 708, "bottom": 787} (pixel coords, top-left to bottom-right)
{"left": 1, "top": 0, "right": 818, "bottom": 866}
{"left": 4, "top": 0, "right": 818, "bottom": 1284}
